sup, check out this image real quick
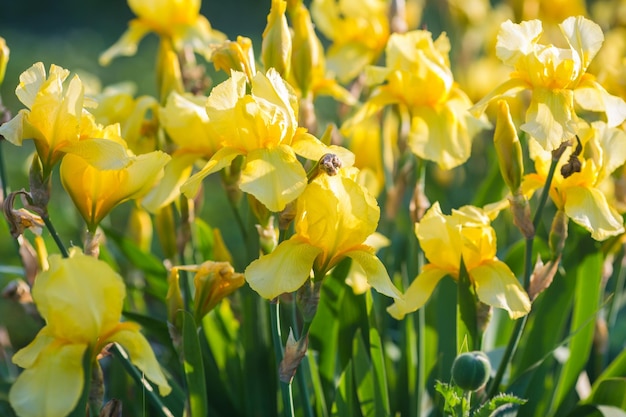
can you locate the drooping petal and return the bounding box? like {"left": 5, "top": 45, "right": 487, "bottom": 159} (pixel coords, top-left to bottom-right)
{"left": 0, "top": 110, "right": 26, "bottom": 145}
{"left": 469, "top": 78, "right": 528, "bottom": 117}
{"left": 471, "top": 260, "right": 531, "bottom": 319}
{"left": 99, "top": 20, "right": 152, "bottom": 66}
{"left": 11, "top": 330, "right": 55, "bottom": 369}
{"left": 563, "top": 185, "right": 625, "bottom": 240}
{"left": 106, "top": 325, "right": 172, "bottom": 396}
{"left": 245, "top": 237, "right": 323, "bottom": 299}
{"left": 239, "top": 145, "right": 307, "bottom": 212}
{"left": 181, "top": 147, "right": 244, "bottom": 198}
{"left": 344, "top": 247, "right": 402, "bottom": 300}
{"left": 142, "top": 153, "right": 198, "bottom": 212}
{"left": 574, "top": 78, "right": 626, "bottom": 128}
{"left": 291, "top": 129, "right": 355, "bottom": 166}
{"left": 10, "top": 342, "right": 87, "bottom": 417}
{"left": 386, "top": 265, "right": 449, "bottom": 320}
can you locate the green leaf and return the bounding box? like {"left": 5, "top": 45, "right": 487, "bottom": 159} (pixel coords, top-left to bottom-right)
{"left": 473, "top": 392, "right": 527, "bottom": 417}
{"left": 366, "top": 293, "right": 391, "bottom": 415}
{"left": 457, "top": 258, "right": 478, "bottom": 352}
{"left": 587, "top": 347, "right": 626, "bottom": 402}
{"left": 102, "top": 227, "right": 168, "bottom": 299}
{"left": 586, "top": 378, "right": 626, "bottom": 410}
{"left": 192, "top": 218, "right": 215, "bottom": 261}
{"left": 552, "top": 251, "right": 603, "bottom": 414}
{"left": 331, "top": 360, "right": 357, "bottom": 417}
{"left": 180, "top": 310, "right": 208, "bottom": 417}
{"left": 352, "top": 328, "right": 389, "bottom": 417}
{"left": 567, "top": 405, "right": 626, "bottom": 417}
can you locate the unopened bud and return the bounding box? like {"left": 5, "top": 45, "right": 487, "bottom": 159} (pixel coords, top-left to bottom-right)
{"left": 508, "top": 192, "right": 534, "bottom": 239}
{"left": 549, "top": 210, "right": 569, "bottom": 258}
{"left": 0, "top": 37, "right": 9, "bottom": 88}
{"left": 494, "top": 100, "right": 523, "bottom": 193}
{"left": 128, "top": 205, "right": 153, "bottom": 253}
{"left": 529, "top": 255, "right": 560, "bottom": 301}
{"left": 192, "top": 261, "right": 245, "bottom": 322}
{"left": 290, "top": 4, "right": 321, "bottom": 97}
{"left": 256, "top": 217, "right": 278, "bottom": 255}
{"left": 166, "top": 268, "right": 184, "bottom": 330}
{"left": 28, "top": 156, "right": 51, "bottom": 216}
{"left": 262, "top": 0, "right": 292, "bottom": 78}
{"left": 296, "top": 279, "right": 322, "bottom": 323}
{"left": 212, "top": 37, "right": 256, "bottom": 82}
{"left": 157, "top": 42, "right": 184, "bottom": 104}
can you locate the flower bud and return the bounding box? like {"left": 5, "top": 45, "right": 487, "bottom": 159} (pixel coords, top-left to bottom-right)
{"left": 192, "top": 261, "right": 245, "bottom": 322}
{"left": 549, "top": 209, "right": 569, "bottom": 258}
{"left": 212, "top": 37, "right": 256, "bottom": 82}
{"left": 0, "top": 37, "right": 9, "bottom": 88}
{"left": 451, "top": 351, "right": 491, "bottom": 391}
{"left": 128, "top": 205, "right": 153, "bottom": 253}
{"left": 494, "top": 100, "right": 523, "bottom": 193}
{"left": 166, "top": 268, "right": 184, "bottom": 331}
{"left": 262, "top": 0, "right": 292, "bottom": 78}
{"left": 156, "top": 42, "right": 184, "bottom": 104}
{"left": 290, "top": 4, "right": 321, "bottom": 97}
{"left": 28, "top": 156, "right": 51, "bottom": 216}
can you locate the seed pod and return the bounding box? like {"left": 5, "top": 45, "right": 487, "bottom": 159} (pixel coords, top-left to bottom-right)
{"left": 451, "top": 351, "right": 491, "bottom": 391}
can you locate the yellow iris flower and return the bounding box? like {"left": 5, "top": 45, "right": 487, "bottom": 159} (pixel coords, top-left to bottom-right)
{"left": 99, "top": 0, "right": 225, "bottom": 65}
{"left": 181, "top": 69, "right": 352, "bottom": 212}
{"left": 60, "top": 132, "right": 170, "bottom": 232}
{"left": 310, "top": 0, "right": 389, "bottom": 83}
{"left": 522, "top": 121, "right": 626, "bottom": 241}
{"left": 245, "top": 166, "right": 402, "bottom": 302}
{"left": 141, "top": 91, "right": 222, "bottom": 212}
{"left": 471, "top": 16, "right": 626, "bottom": 151}
{"left": 342, "top": 30, "right": 488, "bottom": 170}
{"left": 0, "top": 63, "right": 132, "bottom": 178}
{"left": 388, "top": 202, "right": 531, "bottom": 320}
{"left": 9, "top": 249, "right": 171, "bottom": 417}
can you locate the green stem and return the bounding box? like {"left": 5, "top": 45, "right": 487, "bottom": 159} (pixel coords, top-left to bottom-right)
{"left": 270, "top": 301, "right": 295, "bottom": 417}
{"left": 111, "top": 344, "right": 175, "bottom": 417}
{"left": 42, "top": 215, "right": 69, "bottom": 258}
{"left": 486, "top": 155, "right": 561, "bottom": 399}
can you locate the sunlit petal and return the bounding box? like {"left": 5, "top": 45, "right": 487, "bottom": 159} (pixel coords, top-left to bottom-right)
{"left": 245, "top": 237, "right": 322, "bottom": 299}
{"left": 387, "top": 266, "right": 449, "bottom": 320}
{"left": 471, "top": 260, "right": 531, "bottom": 319}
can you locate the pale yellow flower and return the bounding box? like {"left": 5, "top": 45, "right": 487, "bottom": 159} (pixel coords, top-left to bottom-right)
{"left": 310, "top": 0, "right": 389, "bottom": 83}
{"left": 471, "top": 16, "right": 626, "bottom": 151}
{"left": 99, "top": 0, "right": 226, "bottom": 65}
{"left": 522, "top": 121, "right": 626, "bottom": 240}
{"left": 181, "top": 69, "right": 352, "bottom": 212}
{"left": 245, "top": 167, "right": 402, "bottom": 302}
{"left": 388, "top": 202, "right": 531, "bottom": 320}
{"left": 10, "top": 250, "right": 171, "bottom": 417}
{"left": 343, "top": 30, "right": 488, "bottom": 170}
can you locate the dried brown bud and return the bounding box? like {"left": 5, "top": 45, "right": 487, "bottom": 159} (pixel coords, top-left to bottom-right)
{"left": 528, "top": 255, "right": 561, "bottom": 301}
{"left": 279, "top": 329, "right": 308, "bottom": 383}
{"left": 3, "top": 190, "right": 44, "bottom": 238}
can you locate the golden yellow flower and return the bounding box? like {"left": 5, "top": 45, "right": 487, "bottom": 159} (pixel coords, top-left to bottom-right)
{"left": 181, "top": 69, "right": 352, "bottom": 212}
{"left": 310, "top": 0, "right": 389, "bottom": 83}
{"left": 245, "top": 166, "right": 402, "bottom": 302}
{"left": 9, "top": 249, "right": 171, "bottom": 417}
{"left": 343, "top": 30, "right": 488, "bottom": 170}
{"left": 99, "top": 0, "right": 225, "bottom": 65}
{"left": 0, "top": 63, "right": 134, "bottom": 178}
{"left": 388, "top": 202, "right": 531, "bottom": 320}
{"left": 60, "top": 132, "right": 170, "bottom": 232}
